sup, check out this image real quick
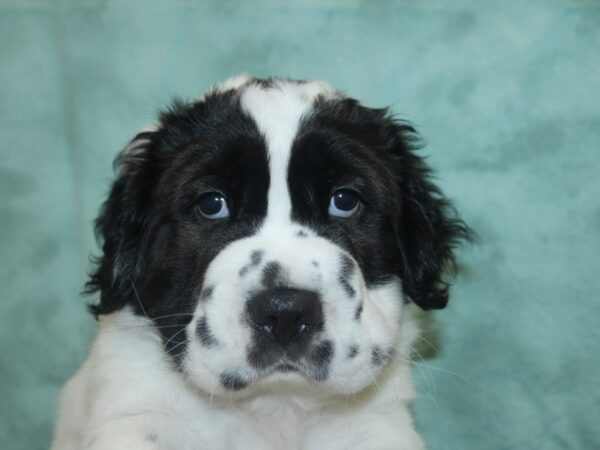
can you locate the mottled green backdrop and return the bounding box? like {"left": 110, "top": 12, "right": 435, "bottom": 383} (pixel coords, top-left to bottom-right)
{"left": 1, "top": 0, "right": 599, "bottom": 449}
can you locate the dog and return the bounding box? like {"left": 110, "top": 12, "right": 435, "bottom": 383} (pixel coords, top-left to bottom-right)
{"left": 51, "top": 75, "right": 469, "bottom": 450}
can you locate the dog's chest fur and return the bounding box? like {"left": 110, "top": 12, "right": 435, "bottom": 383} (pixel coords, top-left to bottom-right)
{"left": 53, "top": 309, "right": 423, "bottom": 450}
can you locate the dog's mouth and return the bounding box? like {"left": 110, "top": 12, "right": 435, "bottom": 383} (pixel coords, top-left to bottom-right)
{"left": 257, "top": 358, "right": 329, "bottom": 383}
{"left": 260, "top": 359, "right": 302, "bottom": 376}
{"left": 275, "top": 363, "right": 298, "bottom": 373}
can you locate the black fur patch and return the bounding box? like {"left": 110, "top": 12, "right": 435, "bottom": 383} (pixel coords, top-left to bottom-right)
{"left": 311, "top": 340, "right": 334, "bottom": 381}
{"left": 288, "top": 97, "right": 471, "bottom": 310}
{"left": 261, "top": 261, "right": 284, "bottom": 288}
{"left": 85, "top": 89, "right": 271, "bottom": 358}
{"left": 196, "top": 316, "right": 218, "bottom": 347}
{"left": 251, "top": 78, "right": 277, "bottom": 89}
{"left": 371, "top": 346, "right": 393, "bottom": 366}
{"left": 220, "top": 372, "right": 248, "bottom": 391}
{"left": 354, "top": 304, "right": 363, "bottom": 321}
{"left": 239, "top": 249, "right": 264, "bottom": 276}
{"left": 296, "top": 230, "right": 308, "bottom": 237}
{"left": 200, "top": 285, "right": 214, "bottom": 302}
{"left": 348, "top": 345, "right": 359, "bottom": 359}
{"left": 338, "top": 254, "right": 356, "bottom": 298}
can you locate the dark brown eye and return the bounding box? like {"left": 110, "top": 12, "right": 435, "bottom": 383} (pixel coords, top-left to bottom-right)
{"left": 197, "top": 192, "right": 229, "bottom": 219}
{"left": 329, "top": 190, "right": 360, "bottom": 217}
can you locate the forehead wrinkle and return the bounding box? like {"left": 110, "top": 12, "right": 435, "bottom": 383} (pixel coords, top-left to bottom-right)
{"left": 240, "top": 81, "right": 334, "bottom": 225}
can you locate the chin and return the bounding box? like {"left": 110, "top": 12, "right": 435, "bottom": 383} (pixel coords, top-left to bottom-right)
{"left": 52, "top": 75, "right": 470, "bottom": 450}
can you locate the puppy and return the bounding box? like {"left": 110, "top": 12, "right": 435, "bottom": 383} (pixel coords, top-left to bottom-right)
{"left": 52, "top": 75, "right": 469, "bottom": 450}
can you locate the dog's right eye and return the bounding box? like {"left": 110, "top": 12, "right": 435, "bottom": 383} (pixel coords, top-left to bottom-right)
{"left": 329, "top": 189, "right": 361, "bottom": 218}
{"left": 196, "top": 192, "right": 230, "bottom": 219}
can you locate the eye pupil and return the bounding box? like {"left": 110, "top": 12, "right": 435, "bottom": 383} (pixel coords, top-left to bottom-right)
{"left": 329, "top": 189, "right": 360, "bottom": 218}
{"left": 333, "top": 190, "right": 358, "bottom": 211}
{"left": 199, "top": 194, "right": 223, "bottom": 214}
{"left": 197, "top": 192, "right": 229, "bottom": 219}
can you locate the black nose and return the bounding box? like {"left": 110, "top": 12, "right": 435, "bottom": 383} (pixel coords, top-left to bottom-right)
{"left": 248, "top": 288, "right": 322, "bottom": 347}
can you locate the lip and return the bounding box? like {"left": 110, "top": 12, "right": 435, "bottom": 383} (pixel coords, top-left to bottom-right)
{"left": 261, "top": 360, "right": 304, "bottom": 376}
{"left": 255, "top": 358, "right": 324, "bottom": 382}
{"left": 276, "top": 363, "right": 298, "bottom": 373}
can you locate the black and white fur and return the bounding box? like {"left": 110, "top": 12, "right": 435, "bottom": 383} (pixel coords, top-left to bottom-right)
{"left": 52, "top": 75, "right": 469, "bottom": 450}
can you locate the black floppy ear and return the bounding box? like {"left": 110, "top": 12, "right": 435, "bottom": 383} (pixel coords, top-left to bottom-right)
{"left": 390, "top": 124, "right": 471, "bottom": 310}
{"left": 86, "top": 130, "right": 157, "bottom": 317}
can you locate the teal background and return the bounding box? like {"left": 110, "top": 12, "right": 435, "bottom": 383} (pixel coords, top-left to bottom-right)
{"left": 1, "top": 0, "right": 599, "bottom": 448}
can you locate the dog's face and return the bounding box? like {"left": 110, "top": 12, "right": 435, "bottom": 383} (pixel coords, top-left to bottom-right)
{"left": 88, "top": 76, "right": 468, "bottom": 396}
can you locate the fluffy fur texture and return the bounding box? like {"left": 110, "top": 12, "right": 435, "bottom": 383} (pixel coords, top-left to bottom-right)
{"left": 52, "top": 75, "right": 469, "bottom": 450}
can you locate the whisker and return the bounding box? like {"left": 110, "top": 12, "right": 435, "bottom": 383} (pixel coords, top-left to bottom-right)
{"left": 170, "top": 348, "right": 189, "bottom": 365}
{"left": 412, "top": 363, "right": 473, "bottom": 386}
{"left": 101, "top": 323, "right": 189, "bottom": 334}
{"left": 164, "top": 326, "right": 189, "bottom": 347}
{"left": 413, "top": 334, "right": 439, "bottom": 355}
{"left": 389, "top": 342, "right": 438, "bottom": 403}
{"left": 408, "top": 344, "right": 438, "bottom": 399}
{"left": 413, "top": 377, "right": 441, "bottom": 409}
{"left": 146, "top": 312, "right": 196, "bottom": 322}
{"left": 167, "top": 338, "right": 190, "bottom": 353}
{"left": 388, "top": 340, "right": 473, "bottom": 409}
{"left": 128, "top": 278, "right": 148, "bottom": 320}
{"left": 403, "top": 341, "right": 472, "bottom": 385}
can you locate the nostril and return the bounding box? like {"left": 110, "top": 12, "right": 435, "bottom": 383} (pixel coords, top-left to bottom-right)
{"left": 263, "top": 315, "right": 277, "bottom": 332}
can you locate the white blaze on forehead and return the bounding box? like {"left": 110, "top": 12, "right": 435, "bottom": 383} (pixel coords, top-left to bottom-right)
{"left": 240, "top": 79, "right": 338, "bottom": 224}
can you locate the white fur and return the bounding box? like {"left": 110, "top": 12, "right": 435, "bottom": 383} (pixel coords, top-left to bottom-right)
{"left": 52, "top": 308, "right": 423, "bottom": 450}
{"left": 240, "top": 79, "right": 337, "bottom": 224}
{"left": 52, "top": 78, "right": 426, "bottom": 450}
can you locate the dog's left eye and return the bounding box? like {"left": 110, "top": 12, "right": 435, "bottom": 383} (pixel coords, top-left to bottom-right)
{"left": 329, "top": 189, "right": 361, "bottom": 218}
{"left": 196, "top": 192, "right": 230, "bottom": 219}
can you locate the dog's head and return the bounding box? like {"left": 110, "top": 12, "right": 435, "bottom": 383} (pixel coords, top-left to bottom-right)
{"left": 87, "top": 76, "right": 469, "bottom": 396}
